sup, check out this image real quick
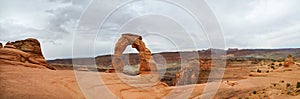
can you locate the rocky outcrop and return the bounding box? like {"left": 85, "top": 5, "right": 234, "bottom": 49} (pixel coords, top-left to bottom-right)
{"left": 0, "top": 38, "right": 55, "bottom": 70}
{"left": 4, "top": 42, "right": 16, "bottom": 49}
{"left": 108, "top": 33, "right": 156, "bottom": 74}
{"left": 173, "top": 59, "right": 200, "bottom": 86}
{"left": 284, "top": 54, "right": 294, "bottom": 67}
{"left": 12, "top": 38, "right": 44, "bottom": 56}
{"left": 0, "top": 42, "right": 2, "bottom": 48}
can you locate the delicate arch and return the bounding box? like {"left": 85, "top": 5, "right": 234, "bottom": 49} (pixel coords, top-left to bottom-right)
{"left": 111, "top": 33, "right": 156, "bottom": 74}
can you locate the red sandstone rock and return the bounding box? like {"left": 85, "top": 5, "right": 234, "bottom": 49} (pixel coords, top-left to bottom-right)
{"left": 284, "top": 54, "right": 294, "bottom": 67}
{"left": 0, "top": 38, "right": 55, "bottom": 70}
{"left": 173, "top": 59, "right": 200, "bottom": 86}
{"left": 4, "top": 42, "right": 17, "bottom": 49}
{"left": 109, "top": 33, "right": 156, "bottom": 74}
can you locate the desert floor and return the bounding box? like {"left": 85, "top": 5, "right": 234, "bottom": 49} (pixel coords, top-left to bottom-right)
{"left": 1, "top": 61, "right": 299, "bottom": 99}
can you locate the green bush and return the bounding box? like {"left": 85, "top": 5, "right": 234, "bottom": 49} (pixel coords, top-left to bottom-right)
{"left": 271, "top": 66, "right": 275, "bottom": 69}
{"left": 286, "top": 83, "right": 291, "bottom": 87}
{"left": 257, "top": 69, "right": 261, "bottom": 73}
{"left": 253, "top": 90, "right": 257, "bottom": 94}
{"left": 297, "top": 82, "right": 300, "bottom": 88}
{"left": 271, "top": 63, "right": 275, "bottom": 65}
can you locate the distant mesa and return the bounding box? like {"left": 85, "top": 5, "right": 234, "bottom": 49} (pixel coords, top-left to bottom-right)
{"left": 0, "top": 38, "right": 55, "bottom": 70}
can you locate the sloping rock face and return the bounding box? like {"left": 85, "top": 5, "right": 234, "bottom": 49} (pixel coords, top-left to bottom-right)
{"left": 0, "top": 38, "right": 55, "bottom": 70}
{"left": 4, "top": 42, "right": 16, "bottom": 49}
{"left": 284, "top": 54, "right": 294, "bottom": 67}
{"left": 109, "top": 33, "right": 156, "bottom": 74}
{"left": 173, "top": 59, "right": 200, "bottom": 86}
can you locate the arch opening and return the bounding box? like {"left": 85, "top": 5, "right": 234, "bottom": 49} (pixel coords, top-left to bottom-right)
{"left": 107, "top": 33, "right": 156, "bottom": 74}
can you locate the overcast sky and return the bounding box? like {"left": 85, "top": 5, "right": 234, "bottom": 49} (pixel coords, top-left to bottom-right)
{"left": 1, "top": 0, "right": 300, "bottom": 60}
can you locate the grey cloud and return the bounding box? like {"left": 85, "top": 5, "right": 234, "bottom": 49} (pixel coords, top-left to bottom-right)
{"left": 1, "top": 0, "right": 300, "bottom": 59}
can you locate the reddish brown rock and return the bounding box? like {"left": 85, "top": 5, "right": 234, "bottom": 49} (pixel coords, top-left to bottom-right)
{"left": 12, "top": 38, "right": 43, "bottom": 56}
{"left": 108, "top": 33, "right": 156, "bottom": 74}
{"left": 4, "top": 42, "right": 16, "bottom": 49}
{"left": 173, "top": 59, "right": 200, "bottom": 86}
{"left": 284, "top": 54, "right": 294, "bottom": 67}
{"left": 0, "top": 38, "right": 55, "bottom": 70}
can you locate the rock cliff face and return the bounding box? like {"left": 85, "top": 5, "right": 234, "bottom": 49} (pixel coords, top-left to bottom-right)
{"left": 0, "top": 38, "right": 54, "bottom": 70}
{"left": 0, "top": 42, "right": 2, "bottom": 48}
{"left": 173, "top": 59, "right": 200, "bottom": 86}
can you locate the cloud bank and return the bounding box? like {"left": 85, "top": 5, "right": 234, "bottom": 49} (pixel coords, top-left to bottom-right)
{"left": 0, "top": 0, "right": 299, "bottom": 59}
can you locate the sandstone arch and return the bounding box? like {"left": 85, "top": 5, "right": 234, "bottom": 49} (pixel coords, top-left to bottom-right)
{"left": 110, "top": 33, "right": 156, "bottom": 74}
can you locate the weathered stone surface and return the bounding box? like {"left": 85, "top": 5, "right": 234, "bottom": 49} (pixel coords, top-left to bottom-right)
{"left": 0, "top": 38, "right": 55, "bottom": 70}
{"left": 284, "top": 54, "right": 294, "bottom": 67}
{"left": 109, "top": 33, "right": 156, "bottom": 74}
{"left": 4, "top": 42, "right": 16, "bottom": 49}
{"left": 173, "top": 59, "right": 200, "bottom": 86}
{"left": 12, "top": 38, "right": 43, "bottom": 56}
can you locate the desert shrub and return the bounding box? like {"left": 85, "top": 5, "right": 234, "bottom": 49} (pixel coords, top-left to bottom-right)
{"left": 271, "top": 66, "right": 275, "bottom": 69}
{"left": 271, "top": 63, "right": 275, "bottom": 65}
{"left": 266, "top": 70, "right": 269, "bottom": 73}
{"left": 287, "top": 89, "right": 291, "bottom": 95}
{"left": 279, "top": 63, "right": 282, "bottom": 66}
{"left": 286, "top": 83, "right": 291, "bottom": 87}
{"left": 253, "top": 90, "right": 257, "bottom": 94}
{"left": 297, "top": 82, "right": 300, "bottom": 88}
{"left": 257, "top": 69, "right": 261, "bottom": 73}
{"left": 281, "top": 80, "right": 285, "bottom": 83}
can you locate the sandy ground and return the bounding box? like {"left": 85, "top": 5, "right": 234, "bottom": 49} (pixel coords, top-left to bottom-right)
{"left": 1, "top": 61, "right": 300, "bottom": 99}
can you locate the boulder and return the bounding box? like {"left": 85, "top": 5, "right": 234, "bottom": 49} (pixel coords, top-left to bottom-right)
{"left": 284, "top": 54, "right": 294, "bottom": 67}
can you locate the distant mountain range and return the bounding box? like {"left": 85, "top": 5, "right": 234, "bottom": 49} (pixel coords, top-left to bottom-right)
{"left": 47, "top": 48, "right": 300, "bottom": 67}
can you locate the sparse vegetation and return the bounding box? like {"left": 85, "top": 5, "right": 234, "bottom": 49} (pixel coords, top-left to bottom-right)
{"left": 279, "top": 63, "right": 282, "bottom": 66}
{"left": 271, "top": 66, "right": 275, "bottom": 69}
{"left": 297, "top": 82, "right": 300, "bottom": 88}
{"left": 280, "top": 80, "right": 284, "bottom": 83}
{"left": 271, "top": 63, "right": 275, "bottom": 65}
{"left": 286, "top": 83, "right": 291, "bottom": 88}
{"left": 257, "top": 69, "right": 261, "bottom": 73}
{"left": 253, "top": 90, "right": 257, "bottom": 94}
{"left": 266, "top": 70, "right": 269, "bottom": 73}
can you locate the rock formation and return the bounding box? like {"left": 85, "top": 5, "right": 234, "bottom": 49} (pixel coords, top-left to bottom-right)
{"left": 0, "top": 38, "right": 55, "bottom": 70}
{"left": 173, "top": 59, "right": 200, "bottom": 86}
{"left": 4, "top": 41, "right": 17, "bottom": 49}
{"left": 0, "top": 42, "right": 2, "bottom": 48}
{"left": 284, "top": 54, "right": 294, "bottom": 67}
{"left": 108, "top": 33, "right": 156, "bottom": 74}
